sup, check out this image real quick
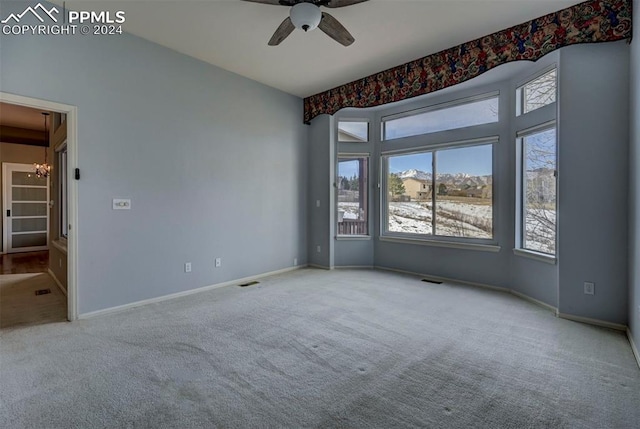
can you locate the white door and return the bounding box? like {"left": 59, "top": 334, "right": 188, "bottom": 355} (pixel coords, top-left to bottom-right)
{"left": 2, "top": 163, "right": 49, "bottom": 253}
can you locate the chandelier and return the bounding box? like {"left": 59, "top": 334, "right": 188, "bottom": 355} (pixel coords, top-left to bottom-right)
{"left": 34, "top": 112, "right": 51, "bottom": 178}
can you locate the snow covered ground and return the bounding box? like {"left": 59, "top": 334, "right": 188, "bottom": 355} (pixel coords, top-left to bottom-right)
{"left": 338, "top": 202, "right": 362, "bottom": 220}
{"left": 388, "top": 201, "right": 491, "bottom": 238}
{"left": 339, "top": 200, "right": 555, "bottom": 253}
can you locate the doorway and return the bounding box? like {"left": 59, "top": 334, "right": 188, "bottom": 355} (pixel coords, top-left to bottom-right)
{"left": 2, "top": 163, "right": 50, "bottom": 254}
{"left": 0, "top": 93, "right": 78, "bottom": 324}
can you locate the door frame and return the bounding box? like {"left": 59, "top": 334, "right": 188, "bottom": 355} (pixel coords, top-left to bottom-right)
{"left": 2, "top": 162, "right": 51, "bottom": 253}
{"left": 0, "top": 92, "right": 79, "bottom": 322}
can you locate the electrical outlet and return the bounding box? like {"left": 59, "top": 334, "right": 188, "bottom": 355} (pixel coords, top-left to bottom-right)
{"left": 185, "top": 262, "right": 192, "bottom": 273}
{"left": 584, "top": 282, "right": 594, "bottom": 295}
{"left": 215, "top": 258, "right": 221, "bottom": 268}
{"left": 316, "top": 245, "right": 321, "bottom": 253}
{"left": 293, "top": 258, "right": 298, "bottom": 266}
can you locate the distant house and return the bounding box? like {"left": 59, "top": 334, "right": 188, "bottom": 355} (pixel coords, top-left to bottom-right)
{"left": 447, "top": 185, "right": 491, "bottom": 199}
{"left": 402, "top": 178, "right": 431, "bottom": 201}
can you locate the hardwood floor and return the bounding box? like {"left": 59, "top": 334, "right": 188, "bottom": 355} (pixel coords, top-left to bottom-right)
{"left": 0, "top": 273, "right": 67, "bottom": 329}
{"left": 0, "top": 251, "right": 67, "bottom": 329}
{"left": 0, "top": 250, "right": 49, "bottom": 274}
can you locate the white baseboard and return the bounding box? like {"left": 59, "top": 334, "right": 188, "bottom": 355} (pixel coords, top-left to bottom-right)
{"left": 47, "top": 268, "right": 67, "bottom": 297}
{"left": 334, "top": 265, "right": 374, "bottom": 270}
{"left": 558, "top": 312, "right": 627, "bottom": 331}
{"left": 375, "top": 266, "right": 563, "bottom": 316}
{"left": 308, "top": 264, "right": 332, "bottom": 270}
{"left": 627, "top": 328, "right": 640, "bottom": 369}
{"left": 510, "top": 289, "right": 558, "bottom": 314}
{"left": 375, "top": 265, "right": 510, "bottom": 293}
{"left": 79, "top": 265, "right": 305, "bottom": 320}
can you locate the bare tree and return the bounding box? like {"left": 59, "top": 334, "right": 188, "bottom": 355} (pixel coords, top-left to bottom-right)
{"left": 523, "top": 129, "right": 556, "bottom": 254}
{"left": 523, "top": 70, "right": 557, "bottom": 113}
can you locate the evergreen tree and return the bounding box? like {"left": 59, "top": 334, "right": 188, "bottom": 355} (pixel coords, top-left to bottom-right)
{"left": 389, "top": 173, "right": 405, "bottom": 199}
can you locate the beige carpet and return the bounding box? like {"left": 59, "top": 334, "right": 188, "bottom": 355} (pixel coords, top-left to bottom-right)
{"left": 0, "top": 268, "right": 638, "bottom": 428}
{"left": 0, "top": 273, "right": 67, "bottom": 329}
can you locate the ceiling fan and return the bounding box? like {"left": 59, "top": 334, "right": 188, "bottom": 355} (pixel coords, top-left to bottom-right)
{"left": 241, "top": 0, "right": 369, "bottom": 47}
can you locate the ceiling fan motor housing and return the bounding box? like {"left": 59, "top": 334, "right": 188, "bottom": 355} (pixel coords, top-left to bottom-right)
{"left": 290, "top": 2, "right": 322, "bottom": 32}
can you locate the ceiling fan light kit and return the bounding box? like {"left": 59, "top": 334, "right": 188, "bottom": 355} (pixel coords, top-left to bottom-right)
{"left": 290, "top": 2, "right": 322, "bottom": 32}
{"left": 242, "top": 0, "right": 367, "bottom": 47}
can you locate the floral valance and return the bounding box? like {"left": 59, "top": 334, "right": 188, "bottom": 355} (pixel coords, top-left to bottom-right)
{"left": 303, "top": 0, "right": 632, "bottom": 123}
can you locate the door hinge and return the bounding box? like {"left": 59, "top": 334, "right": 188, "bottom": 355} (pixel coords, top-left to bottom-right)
{"left": 75, "top": 168, "right": 80, "bottom": 180}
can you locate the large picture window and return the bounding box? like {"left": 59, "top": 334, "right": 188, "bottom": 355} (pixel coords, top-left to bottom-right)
{"left": 337, "top": 156, "right": 368, "bottom": 236}
{"left": 384, "top": 141, "right": 494, "bottom": 241}
{"left": 518, "top": 125, "right": 557, "bottom": 255}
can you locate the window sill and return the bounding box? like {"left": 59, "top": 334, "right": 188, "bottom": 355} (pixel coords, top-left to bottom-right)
{"left": 52, "top": 239, "right": 68, "bottom": 255}
{"left": 513, "top": 248, "right": 556, "bottom": 264}
{"left": 379, "top": 236, "right": 500, "bottom": 253}
{"left": 336, "top": 235, "right": 371, "bottom": 241}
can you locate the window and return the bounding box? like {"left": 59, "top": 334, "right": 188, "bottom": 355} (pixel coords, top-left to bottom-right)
{"left": 518, "top": 125, "right": 556, "bottom": 255}
{"left": 382, "top": 94, "right": 499, "bottom": 141}
{"left": 337, "top": 156, "right": 368, "bottom": 236}
{"left": 384, "top": 141, "right": 494, "bottom": 240}
{"left": 58, "top": 144, "right": 68, "bottom": 239}
{"left": 517, "top": 69, "right": 557, "bottom": 115}
{"left": 338, "top": 121, "right": 369, "bottom": 142}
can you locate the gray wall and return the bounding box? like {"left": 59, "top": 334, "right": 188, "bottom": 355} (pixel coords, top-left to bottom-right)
{"left": 557, "top": 41, "right": 629, "bottom": 325}
{"left": 629, "top": 0, "right": 640, "bottom": 350}
{"left": 334, "top": 111, "right": 375, "bottom": 268}
{"left": 0, "top": 1, "right": 308, "bottom": 314}
{"left": 310, "top": 43, "right": 631, "bottom": 326}
{"left": 308, "top": 115, "right": 334, "bottom": 268}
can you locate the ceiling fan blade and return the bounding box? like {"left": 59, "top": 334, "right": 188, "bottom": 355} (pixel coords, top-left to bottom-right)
{"left": 318, "top": 12, "right": 355, "bottom": 46}
{"left": 325, "top": 0, "right": 369, "bottom": 8}
{"left": 240, "top": 0, "right": 287, "bottom": 5}
{"left": 268, "top": 17, "right": 296, "bottom": 46}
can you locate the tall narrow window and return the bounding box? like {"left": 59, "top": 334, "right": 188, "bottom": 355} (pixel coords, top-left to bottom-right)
{"left": 518, "top": 126, "right": 557, "bottom": 255}
{"left": 337, "top": 156, "right": 368, "bottom": 236}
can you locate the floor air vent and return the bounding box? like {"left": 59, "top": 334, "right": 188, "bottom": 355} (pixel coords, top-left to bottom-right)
{"left": 35, "top": 289, "right": 52, "bottom": 295}
{"left": 238, "top": 281, "right": 260, "bottom": 288}
{"left": 421, "top": 279, "right": 443, "bottom": 285}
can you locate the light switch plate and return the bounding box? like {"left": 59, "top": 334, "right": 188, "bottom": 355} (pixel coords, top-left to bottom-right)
{"left": 113, "top": 199, "right": 131, "bottom": 210}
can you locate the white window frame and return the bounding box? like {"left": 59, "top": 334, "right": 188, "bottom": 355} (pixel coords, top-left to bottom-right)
{"left": 516, "top": 67, "right": 557, "bottom": 117}
{"left": 380, "top": 137, "right": 498, "bottom": 249}
{"left": 336, "top": 154, "right": 370, "bottom": 238}
{"left": 337, "top": 118, "right": 370, "bottom": 143}
{"left": 381, "top": 92, "right": 499, "bottom": 142}
{"left": 516, "top": 122, "right": 557, "bottom": 260}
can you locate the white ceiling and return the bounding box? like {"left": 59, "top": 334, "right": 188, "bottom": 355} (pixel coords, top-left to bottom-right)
{"left": 56, "top": 0, "right": 580, "bottom": 98}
